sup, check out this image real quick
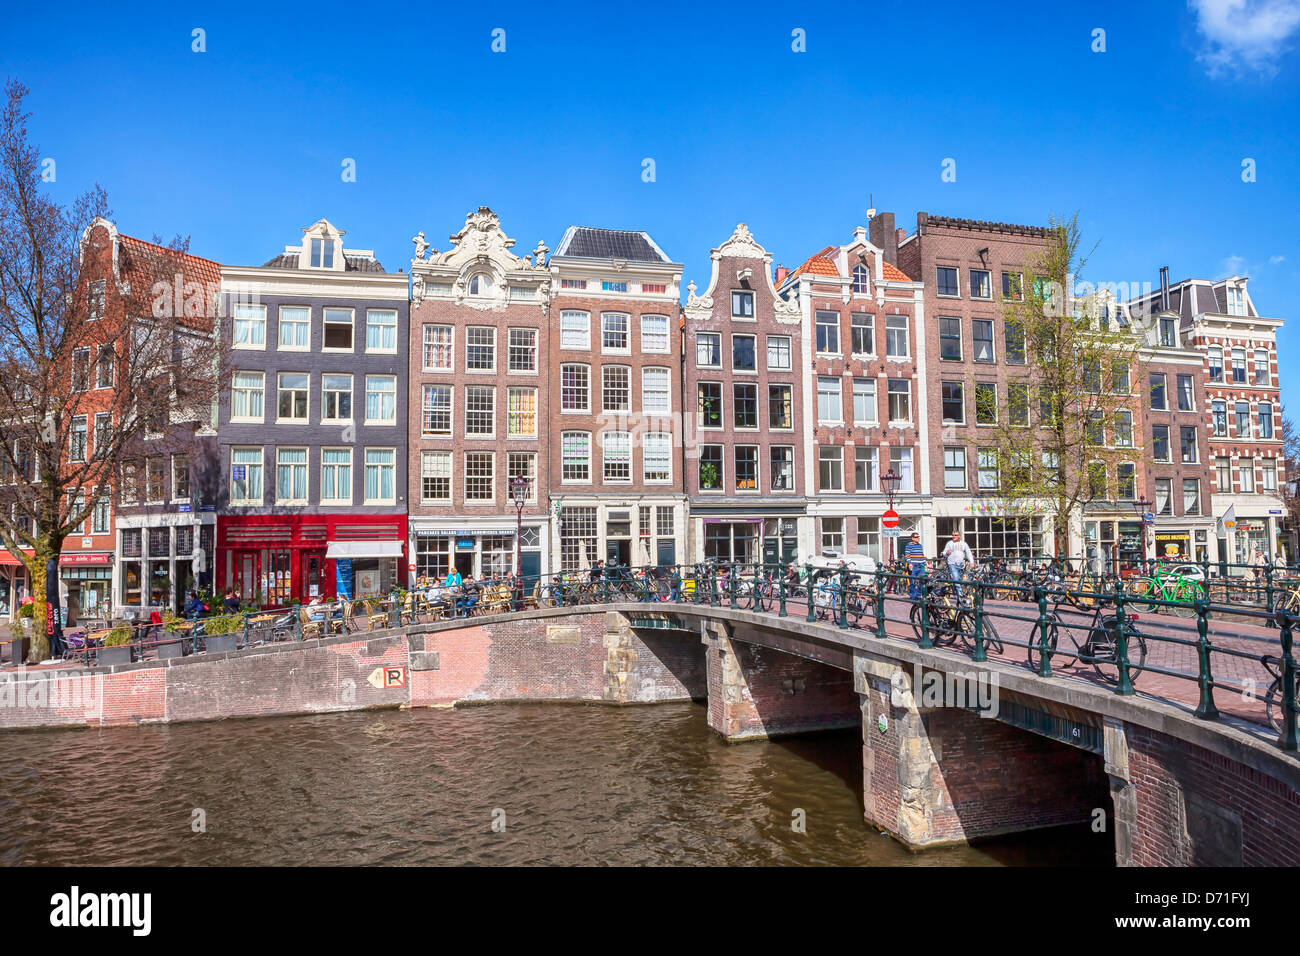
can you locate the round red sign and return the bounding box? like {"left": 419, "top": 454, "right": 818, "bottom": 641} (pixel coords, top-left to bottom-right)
{"left": 882, "top": 509, "right": 900, "bottom": 529}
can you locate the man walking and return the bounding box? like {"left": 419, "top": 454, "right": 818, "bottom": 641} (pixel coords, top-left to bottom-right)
{"left": 942, "top": 529, "right": 975, "bottom": 599}
{"left": 904, "top": 532, "right": 927, "bottom": 600}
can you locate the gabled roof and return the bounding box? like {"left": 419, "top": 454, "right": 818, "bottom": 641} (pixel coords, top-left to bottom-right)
{"left": 786, "top": 246, "right": 839, "bottom": 282}
{"left": 261, "top": 251, "right": 387, "bottom": 273}
{"left": 554, "top": 226, "right": 672, "bottom": 263}
{"left": 881, "top": 261, "right": 912, "bottom": 282}
{"left": 119, "top": 234, "right": 222, "bottom": 290}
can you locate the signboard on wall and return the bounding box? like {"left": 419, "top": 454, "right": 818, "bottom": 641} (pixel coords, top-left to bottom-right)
{"left": 336, "top": 559, "right": 354, "bottom": 601}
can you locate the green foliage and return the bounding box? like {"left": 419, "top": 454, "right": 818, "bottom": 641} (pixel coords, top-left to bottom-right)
{"left": 17, "top": 602, "right": 33, "bottom": 619}
{"left": 700, "top": 462, "right": 720, "bottom": 490}
{"left": 203, "top": 614, "right": 243, "bottom": 636}
{"left": 105, "top": 627, "right": 132, "bottom": 646}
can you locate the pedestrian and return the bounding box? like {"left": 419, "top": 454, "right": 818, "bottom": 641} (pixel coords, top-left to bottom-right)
{"left": 185, "top": 590, "right": 206, "bottom": 620}
{"left": 942, "top": 529, "right": 975, "bottom": 599}
{"left": 1253, "top": 548, "right": 1269, "bottom": 585}
{"left": 222, "top": 589, "right": 240, "bottom": 613}
{"left": 904, "top": 532, "right": 927, "bottom": 601}
{"left": 589, "top": 559, "right": 604, "bottom": 587}
{"left": 444, "top": 566, "right": 463, "bottom": 588}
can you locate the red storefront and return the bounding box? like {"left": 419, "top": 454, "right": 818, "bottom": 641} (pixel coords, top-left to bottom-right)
{"left": 216, "top": 515, "right": 407, "bottom": 607}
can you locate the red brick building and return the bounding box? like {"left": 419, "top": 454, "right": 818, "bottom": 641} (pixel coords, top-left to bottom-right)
{"left": 407, "top": 208, "right": 551, "bottom": 581}
{"left": 895, "top": 212, "right": 1054, "bottom": 561}
{"left": 779, "top": 221, "right": 925, "bottom": 565}
{"left": 546, "top": 225, "right": 685, "bottom": 570}
{"left": 684, "top": 224, "right": 805, "bottom": 566}
{"left": 1130, "top": 273, "right": 1286, "bottom": 567}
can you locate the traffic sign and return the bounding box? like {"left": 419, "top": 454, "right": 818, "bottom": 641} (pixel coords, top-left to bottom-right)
{"left": 367, "top": 666, "right": 407, "bottom": 690}
{"left": 882, "top": 509, "right": 900, "bottom": 529}
{"left": 1142, "top": 512, "right": 1154, "bottom": 524}
{"left": 883, "top": 528, "right": 901, "bottom": 538}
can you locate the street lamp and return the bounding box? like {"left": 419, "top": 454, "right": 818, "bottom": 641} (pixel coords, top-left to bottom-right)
{"left": 510, "top": 474, "right": 529, "bottom": 607}
{"left": 880, "top": 469, "right": 901, "bottom": 563}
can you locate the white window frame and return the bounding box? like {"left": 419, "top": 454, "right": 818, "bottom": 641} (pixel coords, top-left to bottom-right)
{"left": 320, "top": 447, "right": 353, "bottom": 505}
{"left": 322, "top": 307, "right": 355, "bottom": 353}
{"left": 276, "top": 372, "right": 310, "bottom": 424}
{"left": 365, "top": 309, "right": 398, "bottom": 354}
{"left": 278, "top": 305, "right": 311, "bottom": 351}
{"left": 322, "top": 373, "right": 353, "bottom": 424}
{"left": 364, "top": 374, "right": 398, "bottom": 426}
{"left": 640, "top": 314, "right": 670, "bottom": 353}
{"left": 560, "top": 311, "right": 591, "bottom": 351}
{"left": 364, "top": 447, "right": 397, "bottom": 505}
{"left": 233, "top": 303, "right": 267, "bottom": 350}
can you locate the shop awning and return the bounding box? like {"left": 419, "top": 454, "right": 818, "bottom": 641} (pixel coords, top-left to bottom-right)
{"left": 326, "top": 541, "right": 403, "bottom": 560}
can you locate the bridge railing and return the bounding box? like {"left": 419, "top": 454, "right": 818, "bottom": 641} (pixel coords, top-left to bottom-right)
{"left": 62, "top": 559, "right": 1298, "bottom": 753}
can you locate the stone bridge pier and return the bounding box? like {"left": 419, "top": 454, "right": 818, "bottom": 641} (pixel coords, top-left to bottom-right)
{"left": 701, "top": 618, "right": 1110, "bottom": 850}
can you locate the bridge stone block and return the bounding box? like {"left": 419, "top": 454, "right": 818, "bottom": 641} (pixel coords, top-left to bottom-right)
{"left": 702, "top": 621, "right": 859, "bottom": 742}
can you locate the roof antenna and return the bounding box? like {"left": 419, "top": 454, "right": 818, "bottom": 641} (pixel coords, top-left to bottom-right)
{"left": 866, "top": 193, "right": 877, "bottom": 221}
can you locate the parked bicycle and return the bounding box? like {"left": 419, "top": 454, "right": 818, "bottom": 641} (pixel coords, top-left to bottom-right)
{"left": 1261, "top": 655, "right": 1298, "bottom": 739}
{"left": 1027, "top": 600, "right": 1147, "bottom": 685}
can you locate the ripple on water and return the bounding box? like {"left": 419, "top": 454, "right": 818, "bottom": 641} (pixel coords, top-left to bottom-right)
{"left": 0, "top": 702, "right": 1111, "bottom": 866}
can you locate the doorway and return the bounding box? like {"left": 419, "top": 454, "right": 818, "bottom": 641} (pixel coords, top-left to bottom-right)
{"left": 454, "top": 552, "right": 474, "bottom": 580}
{"left": 302, "top": 550, "right": 326, "bottom": 601}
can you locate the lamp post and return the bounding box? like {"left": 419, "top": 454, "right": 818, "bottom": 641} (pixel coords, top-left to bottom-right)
{"left": 1130, "top": 495, "right": 1153, "bottom": 573}
{"left": 880, "top": 468, "right": 901, "bottom": 563}
{"left": 510, "top": 474, "right": 529, "bottom": 608}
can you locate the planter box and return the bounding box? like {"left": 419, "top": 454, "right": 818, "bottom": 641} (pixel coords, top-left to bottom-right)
{"left": 203, "top": 633, "right": 238, "bottom": 653}
{"left": 98, "top": 645, "right": 134, "bottom": 666}
{"left": 157, "top": 637, "right": 192, "bottom": 660}
{"left": 6, "top": 635, "right": 30, "bottom": 664}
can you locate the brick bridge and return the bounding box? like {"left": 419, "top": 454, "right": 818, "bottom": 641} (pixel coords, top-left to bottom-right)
{"left": 2, "top": 600, "right": 1296, "bottom": 865}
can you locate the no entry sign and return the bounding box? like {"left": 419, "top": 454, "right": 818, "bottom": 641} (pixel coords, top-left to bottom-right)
{"left": 882, "top": 509, "right": 900, "bottom": 529}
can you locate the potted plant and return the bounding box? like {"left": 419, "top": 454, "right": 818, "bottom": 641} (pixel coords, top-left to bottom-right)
{"left": 7, "top": 616, "right": 30, "bottom": 665}
{"left": 158, "top": 612, "right": 192, "bottom": 659}
{"left": 201, "top": 613, "right": 242, "bottom": 653}
{"left": 700, "top": 462, "right": 721, "bottom": 491}
{"left": 98, "top": 626, "right": 135, "bottom": 666}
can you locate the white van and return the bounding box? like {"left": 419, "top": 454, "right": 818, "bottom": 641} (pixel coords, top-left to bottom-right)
{"left": 806, "top": 552, "right": 877, "bottom": 575}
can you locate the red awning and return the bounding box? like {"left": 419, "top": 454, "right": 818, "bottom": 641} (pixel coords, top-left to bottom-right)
{"left": 0, "top": 553, "right": 24, "bottom": 567}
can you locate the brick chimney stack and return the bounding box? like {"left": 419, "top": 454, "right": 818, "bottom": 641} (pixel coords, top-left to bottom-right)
{"left": 869, "top": 211, "right": 898, "bottom": 266}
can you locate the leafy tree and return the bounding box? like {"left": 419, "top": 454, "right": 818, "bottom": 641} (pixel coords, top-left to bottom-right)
{"left": 0, "top": 79, "right": 225, "bottom": 660}
{"left": 974, "top": 214, "right": 1150, "bottom": 559}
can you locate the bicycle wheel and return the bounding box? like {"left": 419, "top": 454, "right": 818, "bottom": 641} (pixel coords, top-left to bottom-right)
{"left": 1126, "top": 577, "right": 1161, "bottom": 612}
{"left": 1026, "top": 617, "right": 1061, "bottom": 671}
{"left": 961, "top": 614, "right": 1004, "bottom": 656}
{"left": 755, "top": 582, "right": 772, "bottom": 612}
{"left": 1264, "top": 675, "right": 1300, "bottom": 737}
{"left": 1167, "top": 583, "right": 1198, "bottom": 619}
{"left": 1091, "top": 625, "right": 1147, "bottom": 684}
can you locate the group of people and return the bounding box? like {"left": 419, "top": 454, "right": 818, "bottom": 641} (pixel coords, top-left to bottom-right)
{"left": 903, "top": 529, "right": 975, "bottom": 600}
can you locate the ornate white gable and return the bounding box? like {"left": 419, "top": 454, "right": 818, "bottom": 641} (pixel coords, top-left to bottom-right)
{"left": 411, "top": 207, "right": 549, "bottom": 310}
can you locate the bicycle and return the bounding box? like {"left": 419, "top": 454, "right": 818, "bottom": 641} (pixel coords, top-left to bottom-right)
{"left": 909, "top": 573, "right": 973, "bottom": 647}
{"left": 1027, "top": 600, "right": 1147, "bottom": 685}
{"left": 1261, "top": 654, "right": 1299, "bottom": 738}
{"left": 1127, "top": 566, "right": 1204, "bottom": 618}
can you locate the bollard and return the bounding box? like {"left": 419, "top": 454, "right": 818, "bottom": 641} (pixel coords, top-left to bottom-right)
{"left": 243, "top": 611, "right": 250, "bottom": 649}
{"left": 1193, "top": 584, "right": 1219, "bottom": 720}
{"left": 917, "top": 568, "right": 933, "bottom": 650}
{"left": 1113, "top": 579, "right": 1134, "bottom": 696}
{"left": 875, "top": 570, "right": 886, "bottom": 641}
{"left": 1265, "top": 564, "right": 1277, "bottom": 630}
{"left": 1278, "top": 608, "right": 1298, "bottom": 752}
{"left": 805, "top": 564, "right": 815, "bottom": 623}
{"left": 295, "top": 607, "right": 302, "bottom": 642}
{"left": 838, "top": 566, "right": 849, "bottom": 630}
{"left": 1034, "top": 585, "right": 1052, "bottom": 678}
{"left": 778, "top": 573, "right": 788, "bottom": 618}
{"left": 730, "top": 566, "right": 738, "bottom": 610}
{"left": 971, "top": 583, "right": 987, "bottom": 663}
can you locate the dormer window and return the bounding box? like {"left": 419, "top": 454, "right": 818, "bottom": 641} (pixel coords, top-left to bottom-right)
{"left": 852, "top": 264, "right": 869, "bottom": 294}
{"left": 1159, "top": 317, "right": 1176, "bottom": 348}
{"left": 310, "top": 238, "right": 334, "bottom": 269}
{"left": 469, "top": 273, "right": 493, "bottom": 296}
{"left": 1227, "top": 286, "right": 1245, "bottom": 316}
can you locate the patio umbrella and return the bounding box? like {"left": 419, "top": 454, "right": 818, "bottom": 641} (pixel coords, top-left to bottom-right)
{"left": 639, "top": 536, "right": 653, "bottom": 569}
{"left": 577, "top": 546, "right": 590, "bottom": 574}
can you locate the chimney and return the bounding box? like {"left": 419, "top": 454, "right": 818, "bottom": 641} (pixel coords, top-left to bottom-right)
{"left": 896, "top": 227, "right": 907, "bottom": 247}
{"left": 1159, "top": 266, "right": 1170, "bottom": 312}
{"left": 869, "top": 211, "right": 897, "bottom": 265}
{"left": 774, "top": 264, "right": 790, "bottom": 286}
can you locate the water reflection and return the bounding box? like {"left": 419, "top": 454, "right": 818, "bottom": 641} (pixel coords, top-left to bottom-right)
{"left": 0, "top": 703, "right": 1111, "bottom": 866}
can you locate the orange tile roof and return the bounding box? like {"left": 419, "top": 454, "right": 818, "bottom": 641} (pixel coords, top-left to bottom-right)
{"left": 120, "top": 234, "right": 222, "bottom": 292}
{"left": 881, "top": 261, "right": 912, "bottom": 282}
{"left": 786, "top": 246, "right": 840, "bottom": 283}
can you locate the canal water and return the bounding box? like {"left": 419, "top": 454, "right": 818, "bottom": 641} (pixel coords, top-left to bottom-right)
{"left": 0, "top": 702, "right": 1111, "bottom": 866}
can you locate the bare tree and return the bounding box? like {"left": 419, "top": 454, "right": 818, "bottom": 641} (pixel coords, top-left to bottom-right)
{"left": 976, "top": 214, "right": 1150, "bottom": 558}
{"left": 0, "top": 79, "right": 226, "bottom": 660}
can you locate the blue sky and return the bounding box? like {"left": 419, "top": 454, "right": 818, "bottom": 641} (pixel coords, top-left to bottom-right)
{"left": 4, "top": 0, "right": 1298, "bottom": 410}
